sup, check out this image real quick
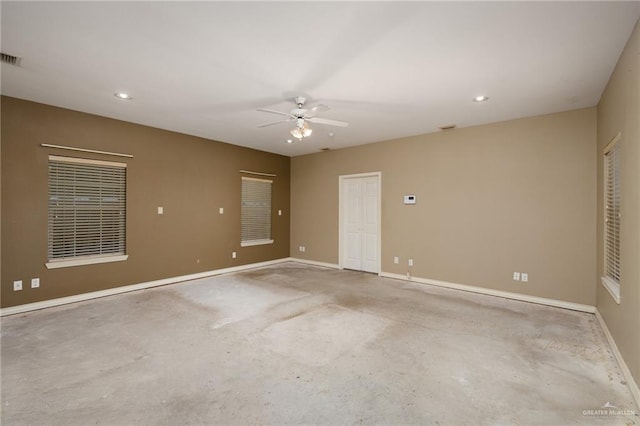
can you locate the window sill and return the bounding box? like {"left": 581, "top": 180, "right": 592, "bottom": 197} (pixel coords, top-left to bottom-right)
{"left": 46, "top": 254, "right": 128, "bottom": 269}
{"left": 601, "top": 276, "right": 621, "bottom": 304}
{"left": 240, "top": 239, "right": 274, "bottom": 247}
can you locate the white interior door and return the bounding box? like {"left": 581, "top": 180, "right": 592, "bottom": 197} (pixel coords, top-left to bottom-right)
{"left": 343, "top": 179, "right": 362, "bottom": 270}
{"left": 341, "top": 174, "right": 380, "bottom": 273}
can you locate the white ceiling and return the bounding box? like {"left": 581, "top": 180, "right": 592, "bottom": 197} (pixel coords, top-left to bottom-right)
{"left": 2, "top": 2, "right": 639, "bottom": 157}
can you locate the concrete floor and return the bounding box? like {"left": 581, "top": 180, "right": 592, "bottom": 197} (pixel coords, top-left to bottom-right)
{"left": 1, "top": 262, "right": 638, "bottom": 425}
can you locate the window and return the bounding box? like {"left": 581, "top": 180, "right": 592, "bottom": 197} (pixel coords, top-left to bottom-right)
{"left": 602, "top": 134, "right": 621, "bottom": 303}
{"left": 241, "top": 176, "right": 273, "bottom": 246}
{"left": 46, "top": 155, "right": 128, "bottom": 269}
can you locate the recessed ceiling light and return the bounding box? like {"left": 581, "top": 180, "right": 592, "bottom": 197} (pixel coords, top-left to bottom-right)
{"left": 473, "top": 95, "right": 489, "bottom": 102}
{"left": 114, "top": 92, "right": 132, "bottom": 100}
{"left": 286, "top": 139, "right": 294, "bottom": 144}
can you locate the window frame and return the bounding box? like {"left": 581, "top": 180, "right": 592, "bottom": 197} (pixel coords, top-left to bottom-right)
{"left": 46, "top": 155, "right": 128, "bottom": 269}
{"left": 601, "top": 133, "right": 621, "bottom": 304}
{"left": 240, "top": 176, "right": 274, "bottom": 247}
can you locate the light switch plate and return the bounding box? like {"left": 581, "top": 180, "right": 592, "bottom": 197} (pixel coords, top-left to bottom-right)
{"left": 13, "top": 280, "right": 23, "bottom": 291}
{"left": 157, "top": 206, "right": 164, "bottom": 215}
{"left": 31, "top": 278, "right": 40, "bottom": 288}
{"left": 219, "top": 207, "right": 224, "bottom": 214}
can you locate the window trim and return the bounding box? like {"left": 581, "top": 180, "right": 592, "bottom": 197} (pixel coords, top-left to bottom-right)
{"left": 240, "top": 239, "right": 274, "bottom": 248}
{"left": 601, "top": 132, "right": 621, "bottom": 304}
{"left": 46, "top": 254, "right": 128, "bottom": 269}
{"left": 46, "top": 155, "right": 128, "bottom": 269}
{"left": 601, "top": 276, "right": 620, "bottom": 304}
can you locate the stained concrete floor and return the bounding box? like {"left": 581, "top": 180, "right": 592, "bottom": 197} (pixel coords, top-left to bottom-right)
{"left": 1, "top": 263, "right": 638, "bottom": 425}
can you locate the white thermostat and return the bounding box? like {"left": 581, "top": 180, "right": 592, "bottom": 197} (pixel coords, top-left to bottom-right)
{"left": 403, "top": 195, "right": 416, "bottom": 205}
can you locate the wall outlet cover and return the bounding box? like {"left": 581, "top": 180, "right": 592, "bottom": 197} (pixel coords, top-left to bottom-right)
{"left": 403, "top": 195, "right": 417, "bottom": 205}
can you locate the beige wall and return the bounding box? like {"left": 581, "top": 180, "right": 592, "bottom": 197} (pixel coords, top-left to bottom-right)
{"left": 1, "top": 96, "right": 290, "bottom": 308}
{"left": 596, "top": 19, "right": 640, "bottom": 385}
{"left": 292, "top": 108, "right": 597, "bottom": 306}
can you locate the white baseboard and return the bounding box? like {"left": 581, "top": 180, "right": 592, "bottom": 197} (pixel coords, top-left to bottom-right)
{"left": 595, "top": 309, "right": 640, "bottom": 409}
{"left": 289, "top": 257, "right": 340, "bottom": 270}
{"left": 379, "top": 272, "right": 595, "bottom": 313}
{"left": 1, "top": 257, "right": 291, "bottom": 317}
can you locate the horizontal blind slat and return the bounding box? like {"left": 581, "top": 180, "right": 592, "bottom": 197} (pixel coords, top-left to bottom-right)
{"left": 604, "top": 144, "right": 621, "bottom": 282}
{"left": 48, "top": 157, "right": 127, "bottom": 260}
{"left": 241, "top": 177, "right": 272, "bottom": 243}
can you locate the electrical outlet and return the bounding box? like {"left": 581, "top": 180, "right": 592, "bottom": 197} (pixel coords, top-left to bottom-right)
{"left": 31, "top": 278, "right": 40, "bottom": 288}
{"left": 299, "top": 246, "right": 305, "bottom": 253}
{"left": 408, "top": 258, "right": 413, "bottom": 267}
{"left": 157, "top": 206, "right": 164, "bottom": 215}
{"left": 219, "top": 207, "right": 224, "bottom": 214}
{"left": 393, "top": 256, "right": 399, "bottom": 264}
{"left": 521, "top": 273, "right": 528, "bottom": 282}
{"left": 513, "top": 272, "right": 520, "bottom": 281}
{"left": 232, "top": 251, "right": 237, "bottom": 259}
{"left": 13, "top": 280, "right": 23, "bottom": 291}
{"left": 278, "top": 210, "right": 282, "bottom": 216}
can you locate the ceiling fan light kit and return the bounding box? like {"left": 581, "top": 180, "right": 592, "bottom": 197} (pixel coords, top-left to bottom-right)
{"left": 257, "top": 95, "right": 349, "bottom": 142}
{"left": 291, "top": 122, "right": 312, "bottom": 140}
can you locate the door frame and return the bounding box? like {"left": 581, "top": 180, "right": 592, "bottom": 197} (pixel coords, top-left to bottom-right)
{"left": 338, "top": 171, "right": 382, "bottom": 274}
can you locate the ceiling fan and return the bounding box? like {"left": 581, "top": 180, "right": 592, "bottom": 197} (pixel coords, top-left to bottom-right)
{"left": 257, "top": 96, "right": 349, "bottom": 139}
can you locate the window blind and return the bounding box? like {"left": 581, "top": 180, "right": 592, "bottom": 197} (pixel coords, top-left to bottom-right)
{"left": 604, "top": 143, "right": 620, "bottom": 283}
{"left": 241, "top": 177, "right": 272, "bottom": 244}
{"left": 48, "top": 156, "right": 126, "bottom": 261}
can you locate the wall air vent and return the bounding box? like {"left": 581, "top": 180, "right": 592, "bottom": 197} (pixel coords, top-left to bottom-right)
{"left": 320, "top": 147, "right": 331, "bottom": 152}
{"left": 1, "top": 53, "right": 22, "bottom": 66}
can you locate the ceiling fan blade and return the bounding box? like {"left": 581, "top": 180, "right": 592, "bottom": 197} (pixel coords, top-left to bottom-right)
{"left": 305, "top": 104, "right": 330, "bottom": 117}
{"left": 257, "top": 108, "right": 292, "bottom": 117}
{"left": 307, "top": 117, "right": 349, "bottom": 127}
{"left": 257, "top": 119, "right": 291, "bottom": 128}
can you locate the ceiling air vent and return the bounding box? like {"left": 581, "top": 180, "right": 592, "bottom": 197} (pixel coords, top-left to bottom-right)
{"left": 1, "top": 53, "right": 22, "bottom": 66}
{"left": 438, "top": 124, "right": 457, "bottom": 131}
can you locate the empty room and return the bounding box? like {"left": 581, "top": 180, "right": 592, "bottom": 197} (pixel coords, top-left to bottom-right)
{"left": 1, "top": 1, "right": 640, "bottom": 425}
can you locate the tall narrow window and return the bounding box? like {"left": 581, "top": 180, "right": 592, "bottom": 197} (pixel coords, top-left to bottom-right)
{"left": 241, "top": 176, "right": 273, "bottom": 246}
{"left": 602, "top": 134, "right": 621, "bottom": 303}
{"left": 47, "top": 155, "right": 127, "bottom": 268}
